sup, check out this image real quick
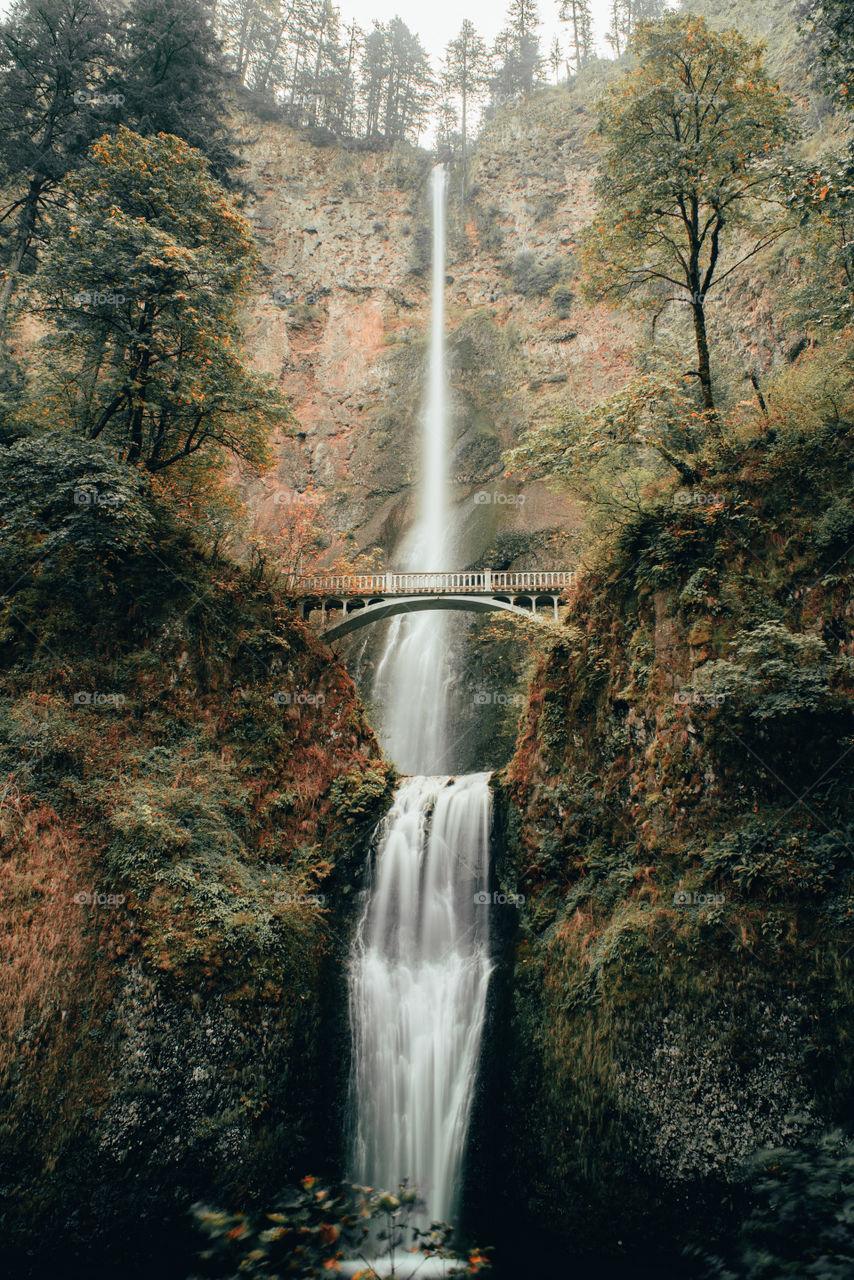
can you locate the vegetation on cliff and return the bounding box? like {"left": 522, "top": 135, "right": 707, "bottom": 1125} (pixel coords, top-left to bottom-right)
{"left": 0, "top": 432, "right": 395, "bottom": 1275}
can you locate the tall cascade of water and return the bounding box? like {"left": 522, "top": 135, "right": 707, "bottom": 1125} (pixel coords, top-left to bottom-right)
{"left": 347, "top": 165, "right": 494, "bottom": 1247}
{"left": 370, "top": 163, "right": 452, "bottom": 775}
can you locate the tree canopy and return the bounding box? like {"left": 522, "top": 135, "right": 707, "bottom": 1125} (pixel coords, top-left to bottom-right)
{"left": 582, "top": 14, "right": 796, "bottom": 418}
{"left": 30, "top": 128, "right": 289, "bottom": 475}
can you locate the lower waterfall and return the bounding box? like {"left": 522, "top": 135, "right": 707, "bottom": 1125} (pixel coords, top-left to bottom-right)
{"left": 348, "top": 774, "right": 494, "bottom": 1228}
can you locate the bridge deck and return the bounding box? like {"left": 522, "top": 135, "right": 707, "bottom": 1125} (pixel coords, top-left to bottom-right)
{"left": 286, "top": 570, "right": 574, "bottom": 598}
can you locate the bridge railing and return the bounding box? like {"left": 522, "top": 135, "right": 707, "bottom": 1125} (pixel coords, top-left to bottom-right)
{"left": 285, "top": 570, "right": 575, "bottom": 596}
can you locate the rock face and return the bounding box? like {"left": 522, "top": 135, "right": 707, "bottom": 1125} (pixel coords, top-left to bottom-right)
{"left": 235, "top": 73, "right": 806, "bottom": 570}
{"left": 486, "top": 415, "right": 854, "bottom": 1265}
{"left": 0, "top": 541, "right": 394, "bottom": 1280}
{"left": 233, "top": 91, "right": 631, "bottom": 560}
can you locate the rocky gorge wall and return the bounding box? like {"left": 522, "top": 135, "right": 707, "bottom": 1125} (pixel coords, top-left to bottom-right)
{"left": 0, "top": 521, "right": 395, "bottom": 1279}
{"left": 484, "top": 408, "right": 854, "bottom": 1268}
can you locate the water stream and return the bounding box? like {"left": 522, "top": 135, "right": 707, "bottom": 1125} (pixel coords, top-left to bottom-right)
{"left": 370, "top": 162, "right": 452, "bottom": 775}
{"left": 349, "top": 775, "right": 492, "bottom": 1223}
{"left": 346, "top": 164, "right": 494, "bottom": 1258}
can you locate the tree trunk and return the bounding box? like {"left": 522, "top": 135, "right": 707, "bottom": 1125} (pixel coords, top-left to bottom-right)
{"left": 0, "top": 179, "right": 43, "bottom": 332}
{"left": 75, "top": 328, "right": 108, "bottom": 434}
{"left": 691, "top": 296, "right": 717, "bottom": 421}
{"left": 461, "top": 85, "right": 468, "bottom": 213}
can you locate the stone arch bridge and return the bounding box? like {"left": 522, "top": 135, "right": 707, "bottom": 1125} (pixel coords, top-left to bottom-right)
{"left": 287, "top": 571, "right": 575, "bottom": 641}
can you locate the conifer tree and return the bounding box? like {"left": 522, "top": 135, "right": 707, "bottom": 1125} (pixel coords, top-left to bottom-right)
{"left": 441, "top": 21, "right": 489, "bottom": 206}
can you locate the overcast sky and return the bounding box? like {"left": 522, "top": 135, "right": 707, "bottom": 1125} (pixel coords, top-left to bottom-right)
{"left": 0, "top": 0, "right": 619, "bottom": 69}
{"left": 335, "top": 0, "right": 617, "bottom": 71}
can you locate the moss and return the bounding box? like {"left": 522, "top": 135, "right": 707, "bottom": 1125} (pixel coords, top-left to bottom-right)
{"left": 0, "top": 522, "right": 390, "bottom": 1276}
{"left": 495, "top": 414, "right": 854, "bottom": 1256}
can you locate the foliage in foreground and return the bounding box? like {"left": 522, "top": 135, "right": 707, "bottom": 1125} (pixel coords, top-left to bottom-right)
{"left": 191, "top": 1177, "right": 491, "bottom": 1279}
{"left": 689, "top": 1128, "right": 854, "bottom": 1279}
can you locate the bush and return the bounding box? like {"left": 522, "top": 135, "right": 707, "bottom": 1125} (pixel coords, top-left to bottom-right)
{"left": 508, "top": 249, "right": 567, "bottom": 297}
{"left": 0, "top": 431, "right": 156, "bottom": 573}
{"left": 476, "top": 202, "right": 505, "bottom": 254}
{"left": 191, "top": 1178, "right": 492, "bottom": 1278}
{"left": 689, "top": 1128, "right": 854, "bottom": 1279}
{"left": 551, "top": 284, "right": 575, "bottom": 319}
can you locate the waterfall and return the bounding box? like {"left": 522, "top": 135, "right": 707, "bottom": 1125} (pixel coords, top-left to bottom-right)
{"left": 371, "top": 163, "right": 452, "bottom": 775}
{"left": 349, "top": 775, "right": 493, "bottom": 1225}
{"left": 346, "top": 164, "right": 494, "bottom": 1251}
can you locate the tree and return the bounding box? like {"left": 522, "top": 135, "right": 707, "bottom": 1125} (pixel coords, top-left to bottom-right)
{"left": 441, "top": 21, "right": 489, "bottom": 208}
{"left": 807, "top": 0, "right": 854, "bottom": 108}
{"left": 359, "top": 18, "right": 432, "bottom": 143}
{"left": 30, "top": 128, "right": 289, "bottom": 475}
{"left": 558, "top": 0, "right": 593, "bottom": 75}
{"left": 0, "top": 0, "right": 236, "bottom": 341}
{"left": 549, "top": 35, "right": 563, "bottom": 83}
{"left": 0, "top": 0, "right": 116, "bottom": 333}
{"left": 491, "top": 0, "right": 543, "bottom": 101}
{"left": 508, "top": 0, "right": 540, "bottom": 41}
{"left": 108, "top": 0, "right": 235, "bottom": 180}
{"left": 606, "top": 0, "right": 665, "bottom": 58}
{"left": 582, "top": 15, "right": 796, "bottom": 420}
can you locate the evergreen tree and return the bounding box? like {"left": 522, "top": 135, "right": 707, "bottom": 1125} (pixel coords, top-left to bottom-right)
{"left": 0, "top": 0, "right": 116, "bottom": 332}
{"left": 360, "top": 18, "right": 432, "bottom": 144}
{"left": 607, "top": 0, "right": 666, "bottom": 58}
{"left": 110, "top": 0, "right": 235, "bottom": 179}
{"left": 490, "top": 0, "right": 543, "bottom": 102}
{"left": 558, "top": 0, "right": 593, "bottom": 75}
{"left": 549, "top": 35, "right": 563, "bottom": 82}
{"left": 441, "top": 21, "right": 489, "bottom": 207}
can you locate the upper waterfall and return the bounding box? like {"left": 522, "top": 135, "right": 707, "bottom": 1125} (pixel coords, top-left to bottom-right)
{"left": 371, "top": 164, "right": 454, "bottom": 775}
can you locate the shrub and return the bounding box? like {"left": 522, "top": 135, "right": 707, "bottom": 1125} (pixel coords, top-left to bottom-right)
{"left": 689, "top": 1128, "right": 854, "bottom": 1279}
{"left": 0, "top": 431, "right": 156, "bottom": 573}
{"left": 551, "top": 284, "right": 575, "bottom": 319}
{"left": 476, "top": 202, "right": 504, "bottom": 254}
{"left": 191, "top": 1178, "right": 491, "bottom": 1278}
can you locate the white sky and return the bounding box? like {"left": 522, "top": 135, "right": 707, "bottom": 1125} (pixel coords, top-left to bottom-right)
{"left": 337, "top": 0, "right": 617, "bottom": 72}
{"left": 0, "top": 0, "right": 618, "bottom": 71}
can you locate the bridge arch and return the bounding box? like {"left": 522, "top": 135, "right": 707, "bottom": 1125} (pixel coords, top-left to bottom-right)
{"left": 319, "top": 594, "right": 551, "bottom": 641}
